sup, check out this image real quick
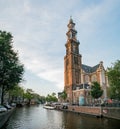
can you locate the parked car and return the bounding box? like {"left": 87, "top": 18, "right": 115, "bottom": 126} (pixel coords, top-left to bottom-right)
{"left": 4, "top": 104, "right": 12, "bottom": 109}
{"left": 11, "top": 103, "right": 16, "bottom": 107}
{"left": 0, "top": 105, "right": 7, "bottom": 113}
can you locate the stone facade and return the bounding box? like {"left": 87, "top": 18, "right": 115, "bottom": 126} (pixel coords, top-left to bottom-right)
{"left": 64, "top": 18, "right": 108, "bottom": 104}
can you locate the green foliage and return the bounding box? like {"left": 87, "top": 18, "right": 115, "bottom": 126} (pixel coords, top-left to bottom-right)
{"left": 0, "top": 31, "right": 24, "bottom": 104}
{"left": 32, "top": 93, "right": 41, "bottom": 103}
{"left": 24, "top": 89, "right": 42, "bottom": 104}
{"left": 24, "top": 89, "right": 34, "bottom": 100}
{"left": 9, "top": 85, "right": 25, "bottom": 103}
{"left": 91, "top": 82, "right": 103, "bottom": 99}
{"left": 9, "top": 85, "right": 24, "bottom": 98}
{"left": 46, "top": 92, "right": 58, "bottom": 102}
{"left": 60, "top": 90, "right": 67, "bottom": 101}
{"left": 107, "top": 60, "right": 120, "bottom": 100}
{"left": 38, "top": 96, "right": 46, "bottom": 104}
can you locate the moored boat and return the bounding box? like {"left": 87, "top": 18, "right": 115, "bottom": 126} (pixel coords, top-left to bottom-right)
{"left": 43, "top": 105, "right": 55, "bottom": 110}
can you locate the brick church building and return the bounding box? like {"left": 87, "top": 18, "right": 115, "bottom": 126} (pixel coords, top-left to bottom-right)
{"left": 64, "top": 18, "right": 108, "bottom": 105}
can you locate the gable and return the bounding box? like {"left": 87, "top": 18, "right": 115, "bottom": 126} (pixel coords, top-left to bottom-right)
{"left": 82, "top": 64, "right": 100, "bottom": 73}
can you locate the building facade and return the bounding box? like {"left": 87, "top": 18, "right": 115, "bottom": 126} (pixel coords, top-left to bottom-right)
{"left": 64, "top": 18, "right": 108, "bottom": 105}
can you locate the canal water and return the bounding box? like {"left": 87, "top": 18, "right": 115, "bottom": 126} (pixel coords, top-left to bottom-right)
{"left": 2, "top": 105, "right": 120, "bottom": 129}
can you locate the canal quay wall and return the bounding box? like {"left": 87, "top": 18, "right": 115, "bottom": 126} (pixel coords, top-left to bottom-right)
{"left": 56, "top": 105, "right": 120, "bottom": 120}
{"left": 0, "top": 108, "right": 15, "bottom": 128}
{"left": 67, "top": 106, "right": 102, "bottom": 117}
{"left": 102, "top": 107, "right": 120, "bottom": 120}
{"left": 56, "top": 105, "right": 102, "bottom": 117}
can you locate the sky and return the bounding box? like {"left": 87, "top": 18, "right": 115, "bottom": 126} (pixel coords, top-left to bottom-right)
{"left": 0, "top": 0, "right": 120, "bottom": 96}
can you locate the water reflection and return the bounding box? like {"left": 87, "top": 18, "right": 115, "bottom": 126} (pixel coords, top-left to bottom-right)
{"left": 2, "top": 105, "right": 120, "bottom": 129}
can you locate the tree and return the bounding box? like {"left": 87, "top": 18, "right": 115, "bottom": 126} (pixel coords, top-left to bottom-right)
{"left": 39, "top": 96, "right": 46, "bottom": 104}
{"left": 31, "top": 93, "right": 41, "bottom": 104}
{"left": 9, "top": 85, "right": 25, "bottom": 103}
{"left": 24, "top": 89, "right": 34, "bottom": 105}
{"left": 46, "top": 93, "right": 58, "bottom": 102}
{"left": 91, "top": 81, "right": 103, "bottom": 99}
{"left": 60, "top": 90, "right": 67, "bottom": 102}
{"left": 107, "top": 60, "right": 120, "bottom": 100}
{"left": 0, "top": 31, "right": 24, "bottom": 104}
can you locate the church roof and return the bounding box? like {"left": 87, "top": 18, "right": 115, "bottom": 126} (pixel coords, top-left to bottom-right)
{"left": 82, "top": 64, "right": 100, "bottom": 73}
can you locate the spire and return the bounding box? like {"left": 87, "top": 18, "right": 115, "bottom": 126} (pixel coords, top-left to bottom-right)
{"left": 67, "top": 16, "right": 75, "bottom": 29}
{"left": 66, "top": 17, "right": 78, "bottom": 41}
{"left": 69, "top": 16, "right": 73, "bottom": 24}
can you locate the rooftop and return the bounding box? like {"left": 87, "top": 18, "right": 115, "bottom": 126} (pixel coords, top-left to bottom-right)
{"left": 82, "top": 64, "right": 100, "bottom": 73}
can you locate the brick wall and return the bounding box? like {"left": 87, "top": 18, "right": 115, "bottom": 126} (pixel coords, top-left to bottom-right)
{"left": 68, "top": 106, "right": 101, "bottom": 116}
{"left": 102, "top": 107, "right": 120, "bottom": 120}
{"left": 56, "top": 105, "right": 120, "bottom": 120}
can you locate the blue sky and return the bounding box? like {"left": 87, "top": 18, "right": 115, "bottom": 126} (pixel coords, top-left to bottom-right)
{"left": 0, "top": 0, "right": 120, "bottom": 96}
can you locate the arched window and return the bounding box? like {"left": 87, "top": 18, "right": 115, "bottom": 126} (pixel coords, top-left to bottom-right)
{"left": 91, "top": 75, "right": 97, "bottom": 82}
{"left": 85, "top": 75, "right": 89, "bottom": 83}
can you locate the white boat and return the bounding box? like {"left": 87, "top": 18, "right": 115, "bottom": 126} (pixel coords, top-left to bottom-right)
{"left": 43, "top": 105, "right": 55, "bottom": 110}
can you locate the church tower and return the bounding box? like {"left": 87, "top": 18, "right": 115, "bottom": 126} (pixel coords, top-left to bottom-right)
{"left": 64, "top": 18, "right": 82, "bottom": 103}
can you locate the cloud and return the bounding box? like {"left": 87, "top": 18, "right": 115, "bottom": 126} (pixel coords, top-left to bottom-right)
{"left": 14, "top": 32, "right": 64, "bottom": 90}
{"left": 0, "top": 0, "right": 120, "bottom": 95}
{"left": 74, "top": 0, "right": 120, "bottom": 67}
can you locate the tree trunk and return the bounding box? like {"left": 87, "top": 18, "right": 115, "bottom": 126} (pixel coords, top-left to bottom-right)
{"left": 1, "top": 85, "right": 4, "bottom": 105}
